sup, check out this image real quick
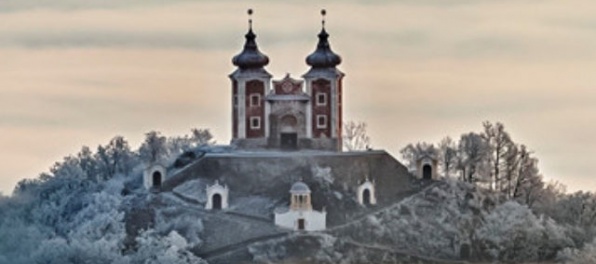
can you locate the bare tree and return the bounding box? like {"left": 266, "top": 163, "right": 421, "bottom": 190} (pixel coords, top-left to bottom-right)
{"left": 400, "top": 142, "right": 437, "bottom": 171}
{"left": 342, "top": 121, "right": 371, "bottom": 151}
{"left": 191, "top": 128, "right": 215, "bottom": 147}
{"left": 512, "top": 145, "right": 544, "bottom": 207}
{"left": 482, "top": 121, "right": 513, "bottom": 191}
{"left": 139, "top": 131, "right": 168, "bottom": 164}
{"left": 438, "top": 136, "right": 457, "bottom": 178}
{"left": 501, "top": 143, "right": 520, "bottom": 199}
{"left": 94, "top": 136, "right": 135, "bottom": 180}
{"left": 458, "top": 132, "right": 489, "bottom": 183}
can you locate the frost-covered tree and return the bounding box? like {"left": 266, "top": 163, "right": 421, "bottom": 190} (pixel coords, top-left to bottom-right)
{"left": 0, "top": 216, "right": 49, "bottom": 264}
{"left": 438, "top": 136, "right": 457, "bottom": 178}
{"left": 510, "top": 145, "right": 544, "bottom": 207}
{"left": 559, "top": 238, "right": 596, "bottom": 263}
{"left": 400, "top": 142, "right": 437, "bottom": 171}
{"left": 343, "top": 121, "right": 371, "bottom": 151}
{"left": 501, "top": 142, "right": 520, "bottom": 199}
{"left": 550, "top": 191, "right": 596, "bottom": 228}
{"left": 482, "top": 121, "right": 513, "bottom": 191}
{"left": 457, "top": 132, "right": 489, "bottom": 183}
{"left": 167, "top": 128, "right": 215, "bottom": 156}
{"left": 49, "top": 156, "right": 86, "bottom": 181}
{"left": 475, "top": 201, "right": 572, "bottom": 262}
{"left": 95, "top": 136, "right": 136, "bottom": 181}
{"left": 139, "top": 131, "right": 168, "bottom": 164}
{"left": 77, "top": 146, "right": 98, "bottom": 180}
{"left": 191, "top": 128, "right": 215, "bottom": 147}
{"left": 132, "top": 230, "right": 207, "bottom": 264}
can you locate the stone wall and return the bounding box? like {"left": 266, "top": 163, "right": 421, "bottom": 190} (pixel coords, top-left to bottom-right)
{"left": 162, "top": 150, "right": 418, "bottom": 225}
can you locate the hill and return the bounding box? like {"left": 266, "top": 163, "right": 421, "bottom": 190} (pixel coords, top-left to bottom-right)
{"left": 0, "top": 130, "right": 595, "bottom": 263}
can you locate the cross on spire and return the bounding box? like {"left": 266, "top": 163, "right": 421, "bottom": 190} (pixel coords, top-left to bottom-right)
{"left": 248, "top": 8, "right": 253, "bottom": 30}
{"left": 321, "top": 9, "right": 326, "bottom": 29}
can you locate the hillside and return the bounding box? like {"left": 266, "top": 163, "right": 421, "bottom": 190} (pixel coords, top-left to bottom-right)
{"left": 1, "top": 130, "right": 595, "bottom": 263}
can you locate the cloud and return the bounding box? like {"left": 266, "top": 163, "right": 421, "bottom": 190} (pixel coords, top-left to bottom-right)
{"left": 0, "top": 30, "right": 237, "bottom": 49}
{"left": 0, "top": 0, "right": 198, "bottom": 13}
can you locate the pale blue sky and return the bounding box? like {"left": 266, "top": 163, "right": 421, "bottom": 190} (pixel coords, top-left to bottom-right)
{"left": 2, "top": 0, "right": 596, "bottom": 194}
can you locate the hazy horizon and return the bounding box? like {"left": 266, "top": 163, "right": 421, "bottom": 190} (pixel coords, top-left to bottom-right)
{"left": 2, "top": 0, "right": 596, "bottom": 195}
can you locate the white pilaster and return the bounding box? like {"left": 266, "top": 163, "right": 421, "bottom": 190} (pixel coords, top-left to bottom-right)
{"left": 330, "top": 79, "right": 338, "bottom": 138}
{"left": 238, "top": 81, "right": 246, "bottom": 139}
{"left": 305, "top": 79, "right": 313, "bottom": 138}
{"left": 264, "top": 97, "right": 271, "bottom": 138}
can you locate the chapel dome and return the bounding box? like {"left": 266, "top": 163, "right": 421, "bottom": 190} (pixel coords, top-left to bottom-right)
{"left": 290, "top": 181, "right": 311, "bottom": 194}
{"left": 232, "top": 28, "right": 269, "bottom": 69}
{"left": 306, "top": 28, "right": 341, "bottom": 69}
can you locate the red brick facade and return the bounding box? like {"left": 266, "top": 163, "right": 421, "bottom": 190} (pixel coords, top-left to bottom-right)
{"left": 245, "top": 80, "right": 265, "bottom": 138}
{"left": 311, "top": 79, "right": 331, "bottom": 138}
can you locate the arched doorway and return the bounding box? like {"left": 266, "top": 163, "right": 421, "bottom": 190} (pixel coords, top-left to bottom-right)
{"left": 212, "top": 193, "right": 222, "bottom": 210}
{"left": 280, "top": 115, "right": 298, "bottom": 150}
{"left": 152, "top": 171, "right": 162, "bottom": 187}
{"left": 362, "top": 189, "right": 371, "bottom": 205}
{"left": 297, "top": 218, "right": 305, "bottom": 230}
{"left": 460, "top": 243, "right": 471, "bottom": 260}
{"left": 422, "top": 164, "right": 432, "bottom": 180}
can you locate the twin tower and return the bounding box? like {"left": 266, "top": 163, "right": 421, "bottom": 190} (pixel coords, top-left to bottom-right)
{"left": 230, "top": 10, "right": 344, "bottom": 152}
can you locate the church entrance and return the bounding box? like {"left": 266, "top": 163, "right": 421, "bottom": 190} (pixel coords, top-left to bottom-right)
{"left": 212, "top": 193, "right": 222, "bottom": 210}
{"left": 363, "top": 189, "right": 371, "bottom": 205}
{"left": 297, "top": 218, "right": 305, "bottom": 230}
{"left": 279, "top": 114, "right": 298, "bottom": 150}
{"left": 281, "top": 133, "right": 298, "bottom": 150}
{"left": 152, "top": 171, "right": 162, "bottom": 187}
{"left": 422, "top": 164, "right": 432, "bottom": 180}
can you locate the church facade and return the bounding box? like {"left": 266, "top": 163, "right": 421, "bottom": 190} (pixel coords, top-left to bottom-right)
{"left": 229, "top": 15, "right": 344, "bottom": 151}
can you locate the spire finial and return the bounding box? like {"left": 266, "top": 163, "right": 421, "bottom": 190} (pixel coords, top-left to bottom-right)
{"left": 321, "top": 9, "right": 326, "bottom": 29}
{"left": 248, "top": 8, "right": 253, "bottom": 30}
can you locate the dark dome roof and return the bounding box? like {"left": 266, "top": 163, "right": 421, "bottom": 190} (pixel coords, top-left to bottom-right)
{"left": 290, "top": 181, "right": 311, "bottom": 194}
{"left": 232, "top": 28, "right": 269, "bottom": 69}
{"left": 306, "top": 28, "right": 341, "bottom": 68}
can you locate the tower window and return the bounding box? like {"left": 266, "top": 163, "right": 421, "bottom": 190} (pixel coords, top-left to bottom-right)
{"left": 250, "top": 94, "right": 261, "bottom": 107}
{"left": 233, "top": 95, "right": 238, "bottom": 107}
{"left": 316, "top": 93, "right": 327, "bottom": 106}
{"left": 250, "top": 116, "right": 261, "bottom": 129}
{"left": 316, "top": 115, "right": 327, "bottom": 129}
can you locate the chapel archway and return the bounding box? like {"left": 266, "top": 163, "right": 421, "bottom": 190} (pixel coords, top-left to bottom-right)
{"left": 152, "top": 171, "right": 162, "bottom": 187}
{"left": 357, "top": 180, "right": 376, "bottom": 206}
{"left": 280, "top": 114, "right": 298, "bottom": 150}
{"left": 363, "top": 189, "right": 371, "bottom": 205}
{"left": 212, "top": 193, "right": 222, "bottom": 210}
{"left": 297, "top": 218, "right": 305, "bottom": 230}
{"left": 205, "top": 181, "right": 229, "bottom": 210}
{"left": 423, "top": 164, "right": 432, "bottom": 180}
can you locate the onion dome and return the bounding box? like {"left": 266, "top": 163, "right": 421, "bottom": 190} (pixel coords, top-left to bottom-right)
{"left": 232, "top": 9, "right": 269, "bottom": 70}
{"left": 306, "top": 10, "right": 341, "bottom": 69}
{"left": 290, "top": 181, "right": 311, "bottom": 194}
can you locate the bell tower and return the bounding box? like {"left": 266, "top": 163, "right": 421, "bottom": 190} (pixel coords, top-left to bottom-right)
{"left": 230, "top": 9, "right": 272, "bottom": 145}
{"left": 303, "top": 10, "right": 344, "bottom": 152}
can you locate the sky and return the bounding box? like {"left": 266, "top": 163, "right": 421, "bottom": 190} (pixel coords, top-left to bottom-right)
{"left": 1, "top": 0, "right": 596, "bottom": 195}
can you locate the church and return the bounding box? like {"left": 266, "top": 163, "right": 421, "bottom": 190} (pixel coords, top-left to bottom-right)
{"left": 144, "top": 10, "right": 435, "bottom": 233}
{"left": 230, "top": 9, "right": 343, "bottom": 152}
